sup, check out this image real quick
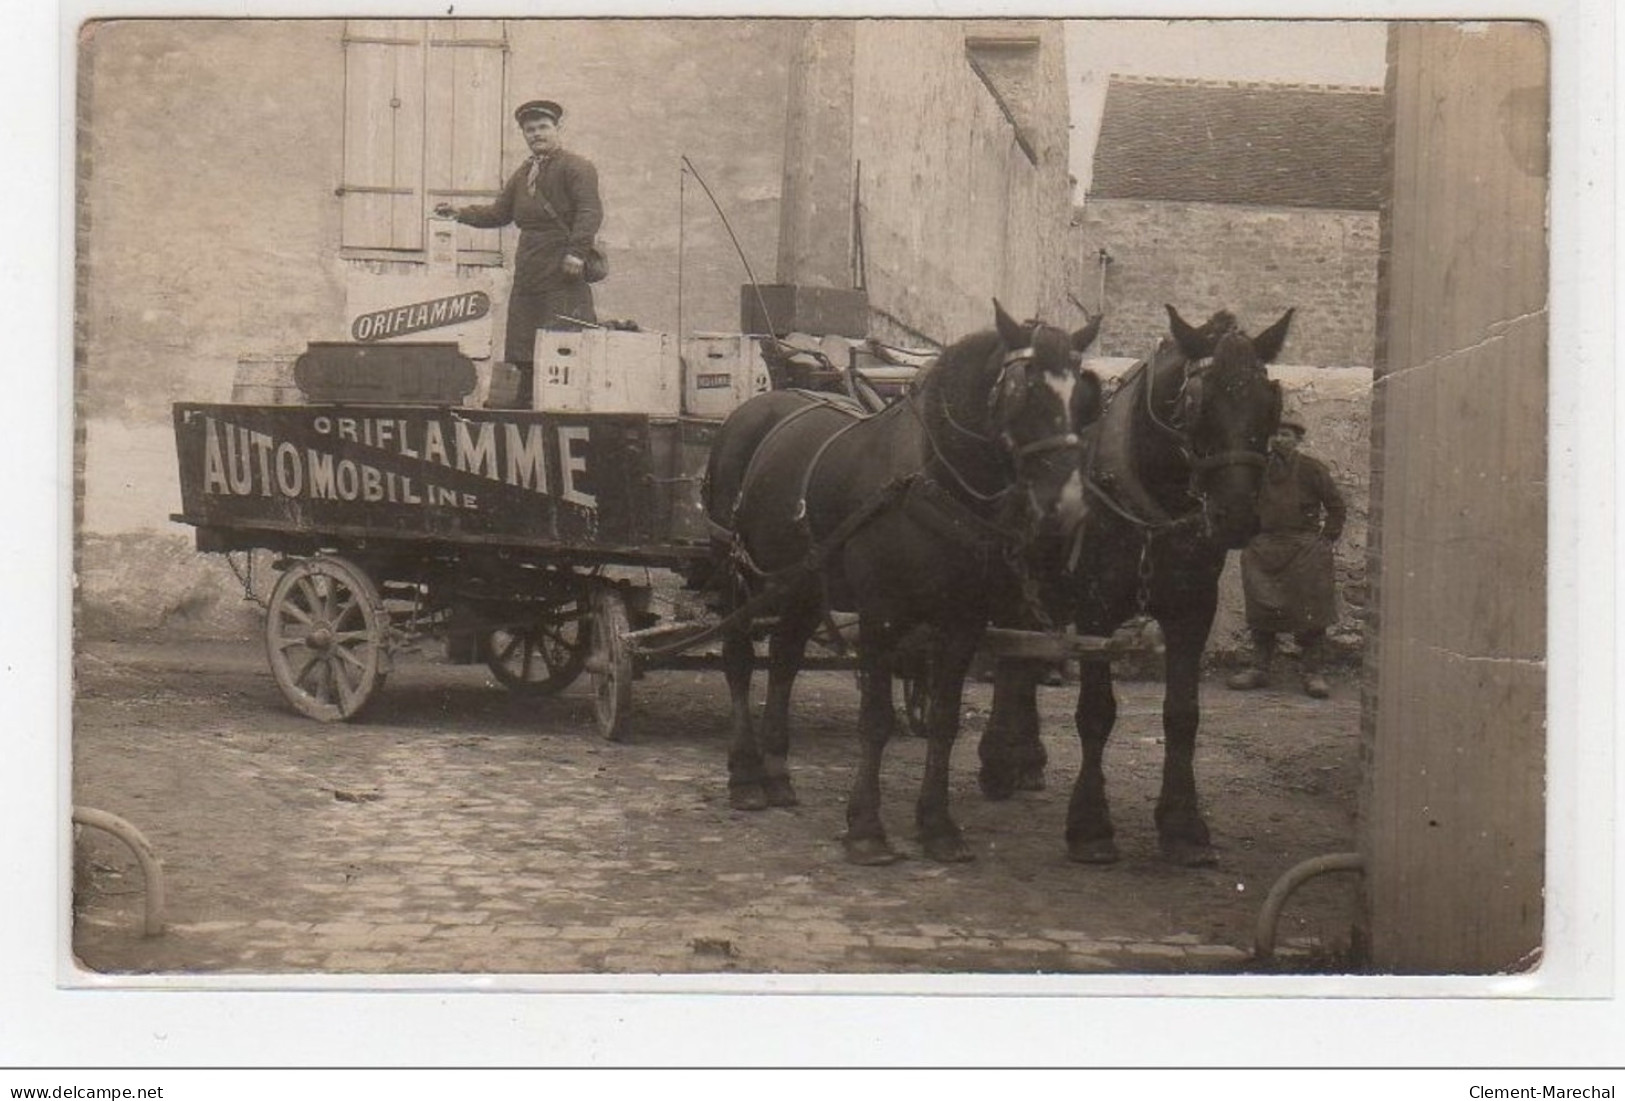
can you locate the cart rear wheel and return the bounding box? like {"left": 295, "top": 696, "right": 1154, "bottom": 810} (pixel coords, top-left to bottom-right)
{"left": 483, "top": 600, "right": 590, "bottom": 696}
{"left": 265, "top": 556, "right": 389, "bottom": 722}
{"left": 588, "top": 587, "right": 634, "bottom": 742}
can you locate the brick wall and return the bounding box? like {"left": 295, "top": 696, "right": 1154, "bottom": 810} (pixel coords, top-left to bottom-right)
{"left": 1069, "top": 199, "right": 1379, "bottom": 367}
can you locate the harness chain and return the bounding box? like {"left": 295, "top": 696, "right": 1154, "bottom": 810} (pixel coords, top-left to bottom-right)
{"left": 1076, "top": 351, "right": 1259, "bottom": 620}
{"left": 228, "top": 550, "right": 270, "bottom": 611}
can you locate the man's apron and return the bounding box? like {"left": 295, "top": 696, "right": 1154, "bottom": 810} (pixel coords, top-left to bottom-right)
{"left": 1240, "top": 531, "right": 1337, "bottom": 633}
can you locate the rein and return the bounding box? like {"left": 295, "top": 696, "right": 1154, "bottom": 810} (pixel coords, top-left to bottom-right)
{"left": 909, "top": 389, "right": 1013, "bottom": 506}
{"left": 1083, "top": 352, "right": 1266, "bottom": 535}
{"left": 719, "top": 326, "right": 1087, "bottom": 635}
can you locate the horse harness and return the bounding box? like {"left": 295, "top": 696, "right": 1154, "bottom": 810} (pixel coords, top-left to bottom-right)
{"left": 1077, "top": 353, "right": 1264, "bottom": 616}
{"left": 935, "top": 337, "right": 1088, "bottom": 483}
{"left": 717, "top": 337, "right": 1076, "bottom": 628}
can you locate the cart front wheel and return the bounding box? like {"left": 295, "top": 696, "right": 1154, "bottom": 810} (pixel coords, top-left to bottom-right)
{"left": 588, "top": 587, "right": 634, "bottom": 742}
{"left": 483, "top": 600, "right": 590, "bottom": 696}
{"left": 265, "top": 555, "right": 389, "bottom": 722}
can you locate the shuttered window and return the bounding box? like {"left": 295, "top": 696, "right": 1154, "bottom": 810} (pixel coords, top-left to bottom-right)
{"left": 340, "top": 19, "right": 507, "bottom": 261}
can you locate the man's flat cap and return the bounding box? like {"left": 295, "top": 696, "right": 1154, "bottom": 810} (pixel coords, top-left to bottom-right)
{"left": 514, "top": 100, "right": 563, "bottom": 124}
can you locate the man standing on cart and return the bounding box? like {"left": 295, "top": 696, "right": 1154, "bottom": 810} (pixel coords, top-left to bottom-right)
{"left": 436, "top": 99, "right": 604, "bottom": 405}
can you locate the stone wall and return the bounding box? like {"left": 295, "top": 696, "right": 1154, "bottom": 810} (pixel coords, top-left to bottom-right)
{"left": 1069, "top": 199, "right": 1380, "bottom": 368}
{"left": 853, "top": 20, "right": 1080, "bottom": 342}
{"left": 75, "top": 18, "right": 1083, "bottom": 640}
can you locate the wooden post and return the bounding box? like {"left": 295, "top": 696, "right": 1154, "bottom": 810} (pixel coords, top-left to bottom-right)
{"left": 1362, "top": 22, "right": 1549, "bottom": 972}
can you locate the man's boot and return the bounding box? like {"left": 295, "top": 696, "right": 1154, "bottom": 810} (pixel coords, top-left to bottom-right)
{"left": 1226, "top": 632, "right": 1275, "bottom": 690}
{"left": 1300, "top": 634, "right": 1331, "bottom": 699}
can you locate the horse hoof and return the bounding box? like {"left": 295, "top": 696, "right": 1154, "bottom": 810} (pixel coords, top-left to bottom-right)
{"left": 978, "top": 769, "right": 1017, "bottom": 802}
{"left": 1159, "top": 838, "right": 1218, "bottom": 867}
{"left": 923, "top": 835, "right": 975, "bottom": 864}
{"left": 843, "top": 836, "right": 902, "bottom": 866}
{"left": 1015, "top": 767, "right": 1046, "bottom": 792}
{"left": 728, "top": 785, "right": 768, "bottom": 812}
{"left": 763, "top": 778, "right": 799, "bottom": 808}
{"left": 1067, "top": 838, "right": 1120, "bottom": 865}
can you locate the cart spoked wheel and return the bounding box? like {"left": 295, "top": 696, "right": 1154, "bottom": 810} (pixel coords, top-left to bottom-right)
{"left": 265, "top": 555, "right": 390, "bottom": 722}
{"left": 482, "top": 600, "right": 590, "bottom": 696}
{"left": 587, "top": 587, "right": 634, "bottom": 743}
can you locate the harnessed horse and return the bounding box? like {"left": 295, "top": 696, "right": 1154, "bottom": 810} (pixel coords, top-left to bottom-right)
{"left": 979, "top": 305, "right": 1291, "bottom": 866}
{"left": 703, "top": 303, "right": 1102, "bottom": 864}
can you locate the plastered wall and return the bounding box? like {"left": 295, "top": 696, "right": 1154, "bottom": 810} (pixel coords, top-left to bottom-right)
{"left": 75, "top": 18, "right": 1364, "bottom": 670}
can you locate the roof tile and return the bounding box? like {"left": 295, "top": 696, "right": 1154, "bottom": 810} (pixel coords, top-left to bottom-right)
{"left": 1090, "top": 76, "right": 1386, "bottom": 210}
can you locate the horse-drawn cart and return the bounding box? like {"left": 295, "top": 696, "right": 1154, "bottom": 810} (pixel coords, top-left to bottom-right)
{"left": 173, "top": 394, "right": 718, "bottom": 739}
{"left": 169, "top": 336, "right": 955, "bottom": 741}
{"left": 171, "top": 334, "right": 1141, "bottom": 746}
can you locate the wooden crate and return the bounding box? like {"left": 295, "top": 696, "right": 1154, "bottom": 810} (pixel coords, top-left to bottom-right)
{"left": 681, "top": 334, "right": 771, "bottom": 418}
{"left": 532, "top": 330, "right": 681, "bottom": 416}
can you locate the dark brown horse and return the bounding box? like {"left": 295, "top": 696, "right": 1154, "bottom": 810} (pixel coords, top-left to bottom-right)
{"left": 978, "top": 305, "right": 1291, "bottom": 866}
{"left": 703, "top": 303, "right": 1102, "bottom": 864}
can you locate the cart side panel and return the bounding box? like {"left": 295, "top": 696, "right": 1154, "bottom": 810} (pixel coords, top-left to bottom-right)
{"left": 645, "top": 416, "right": 722, "bottom": 547}
{"left": 172, "top": 404, "right": 662, "bottom": 550}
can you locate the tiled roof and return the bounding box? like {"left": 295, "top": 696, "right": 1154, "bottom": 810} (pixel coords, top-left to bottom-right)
{"left": 1089, "top": 76, "right": 1386, "bottom": 210}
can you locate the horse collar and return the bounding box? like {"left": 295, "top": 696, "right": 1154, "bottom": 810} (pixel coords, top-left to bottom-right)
{"left": 909, "top": 389, "right": 1011, "bottom": 504}
{"left": 1080, "top": 362, "right": 1190, "bottom": 531}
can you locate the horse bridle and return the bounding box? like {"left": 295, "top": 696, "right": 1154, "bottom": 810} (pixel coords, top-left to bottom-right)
{"left": 936, "top": 329, "right": 1086, "bottom": 477}
{"left": 918, "top": 331, "right": 1087, "bottom": 627}
{"left": 1082, "top": 353, "right": 1268, "bottom": 538}
{"left": 1146, "top": 355, "right": 1268, "bottom": 498}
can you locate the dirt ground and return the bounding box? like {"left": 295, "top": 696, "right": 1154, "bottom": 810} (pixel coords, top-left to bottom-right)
{"left": 71, "top": 634, "right": 1364, "bottom": 978}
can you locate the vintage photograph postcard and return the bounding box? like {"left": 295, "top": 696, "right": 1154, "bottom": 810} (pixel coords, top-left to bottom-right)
{"left": 17, "top": 3, "right": 1615, "bottom": 1071}
{"left": 66, "top": 13, "right": 1554, "bottom": 983}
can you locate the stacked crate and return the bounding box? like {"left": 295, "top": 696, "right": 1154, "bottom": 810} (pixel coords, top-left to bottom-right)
{"left": 531, "top": 330, "right": 682, "bottom": 416}
{"left": 680, "top": 334, "right": 772, "bottom": 419}
{"left": 530, "top": 329, "right": 772, "bottom": 420}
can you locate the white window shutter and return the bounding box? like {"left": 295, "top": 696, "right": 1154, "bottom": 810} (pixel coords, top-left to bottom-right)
{"left": 341, "top": 20, "right": 427, "bottom": 250}
{"left": 425, "top": 20, "right": 508, "bottom": 257}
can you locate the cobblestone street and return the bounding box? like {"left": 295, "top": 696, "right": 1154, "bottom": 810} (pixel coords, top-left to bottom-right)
{"left": 72, "top": 638, "right": 1363, "bottom": 980}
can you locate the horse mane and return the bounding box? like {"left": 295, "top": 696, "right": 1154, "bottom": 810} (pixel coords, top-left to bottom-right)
{"left": 912, "top": 320, "right": 1076, "bottom": 394}
{"left": 909, "top": 328, "right": 1001, "bottom": 390}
